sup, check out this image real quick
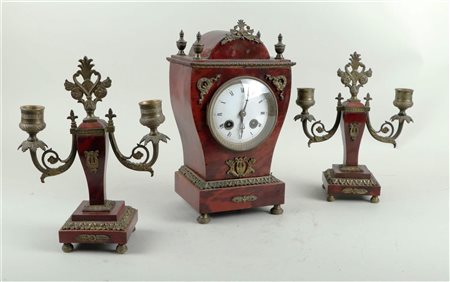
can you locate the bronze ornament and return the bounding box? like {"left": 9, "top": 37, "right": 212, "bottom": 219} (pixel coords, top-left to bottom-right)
{"left": 349, "top": 123, "right": 359, "bottom": 141}
{"left": 337, "top": 52, "right": 372, "bottom": 101}
{"left": 197, "top": 75, "right": 221, "bottom": 104}
{"left": 221, "top": 20, "right": 262, "bottom": 45}
{"left": 226, "top": 157, "right": 256, "bottom": 178}
{"left": 64, "top": 57, "right": 112, "bottom": 120}
{"left": 232, "top": 195, "right": 258, "bottom": 203}
{"left": 266, "top": 74, "right": 287, "bottom": 100}
{"left": 84, "top": 150, "right": 99, "bottom": 173}
{"left": 341, "top": 187, "right": 369, "bottom": 195}
{"left": 75, "top": 234, "right": 111, "bottom": 243}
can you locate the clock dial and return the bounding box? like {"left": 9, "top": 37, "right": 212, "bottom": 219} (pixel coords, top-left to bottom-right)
{"left": 207, "top": 77, "right": 277, "bottom": 151}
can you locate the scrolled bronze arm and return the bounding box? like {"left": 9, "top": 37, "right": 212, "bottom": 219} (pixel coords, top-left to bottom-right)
{"left": 19, "top": 110, "right": 79, "bottom": 183}
{"left": 364, "top": 91, "right": 413, "bottom": 148}
{"left": 105, "top": 108, "right": 169, "bottom": 176}
{"left": 365, "top": 112, "right": 408, "bottom": 148}
{"left": 295, "top": 90, "right": 343, "bottom": 147}
{"left": 29, "top": 134, "right": 77, "bottom": 183}
{"left": 296, "top": 109, "right": 342, "bottom": 147}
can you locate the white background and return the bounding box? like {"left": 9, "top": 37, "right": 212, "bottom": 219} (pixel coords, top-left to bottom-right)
{"left": 1, "top": 1, "right": 449, "bottom": 281}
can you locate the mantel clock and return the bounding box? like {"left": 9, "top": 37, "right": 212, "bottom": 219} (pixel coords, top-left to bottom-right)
{"left": 167, "top": 20, "right": 295, "bottom": 223}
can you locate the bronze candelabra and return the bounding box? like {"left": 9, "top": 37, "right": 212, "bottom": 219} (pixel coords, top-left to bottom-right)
{"left": 19, "top": 57, "right": 169, "bottom": 253}
{"left": 295, "top": 52, "right": 413, "bottom": 203}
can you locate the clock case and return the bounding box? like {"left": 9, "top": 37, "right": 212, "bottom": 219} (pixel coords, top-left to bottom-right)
{"left": 167, "top": 21, "right": 295, "bottom": 223}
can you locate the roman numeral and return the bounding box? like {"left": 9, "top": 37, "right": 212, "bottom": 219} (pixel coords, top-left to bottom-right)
{"left": 229, "top": 90, "right": 234, "bottom": 96}
{"left": 241, "top": 87, "right": 244, "bottom": 93}
{"left": 250, "top": 132, "right": 254, "bottom": 136}
{"left": 258, "top": 99, "right": 265, "bottom": 104}
{"left": 219, "top": 123, "right": 224, "bottom": 128}
{"left": 217, "top": 113, "right": 223, "bottom": 116}
{"left": 260, "top": 112, "right": 266, "bottom": 115}
{"left": 227, "top": 132, "right": 232, "bottom": 137}
{"left": 220, "top": 100, "right": 226, "bottom": 104}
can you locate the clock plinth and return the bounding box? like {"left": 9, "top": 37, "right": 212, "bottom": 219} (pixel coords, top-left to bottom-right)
{"left": 175, "top": 166, "right": 285, "bottom": 221}
{"left": 168, "top": 21, "right": 295, "bottom": 223}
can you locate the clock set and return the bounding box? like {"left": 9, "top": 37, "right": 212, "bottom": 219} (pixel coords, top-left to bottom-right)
{"left": 18, "top": 20, "right": 414, "bottom": 253}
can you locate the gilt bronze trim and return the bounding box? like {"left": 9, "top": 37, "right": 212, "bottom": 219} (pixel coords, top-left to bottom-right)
{"left": 323, "top": 169, "right": 378, "bottom": 187}
{"left": 178, "top": 166, "right": 280, "bottom": 190}
{"left": 61, "top": 206, "right": 136, "bottom": 231}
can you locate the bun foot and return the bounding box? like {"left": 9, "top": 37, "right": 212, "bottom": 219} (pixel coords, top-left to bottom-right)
{"left": 327, "top": 194, "right": 335, "bottom": 202}
{"left": 62, "top": 243, "right": 74, "bottom": 253}
{"left": 116, "top": 244, "right": 128, "bottom": 254}
{"left": 197, "top": 213, "right": 210, "bottom": 224}
{"left": 270, "top": 204, "right": 283, "bottom": 215}
{"left": 370, "top": 196, "right": 380, "bottom": 203}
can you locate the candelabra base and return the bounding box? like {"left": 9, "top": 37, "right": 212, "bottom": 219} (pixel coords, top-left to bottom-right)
{"left": 58, "top": 200, "right": 138, "bottom": 253}
{"left": 322, "top": 164, "right": 381, "bottom": 203}
{"left": 174, "top": 166, "right": 285, "bottom": 224}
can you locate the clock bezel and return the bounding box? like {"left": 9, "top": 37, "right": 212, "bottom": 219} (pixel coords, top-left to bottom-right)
{"left": 206, "top": 76, "right": 278, "bottom": 152}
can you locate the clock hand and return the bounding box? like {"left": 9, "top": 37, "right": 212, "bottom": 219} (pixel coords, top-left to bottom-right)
{"left": 239, "top": 89, "right": 250, "bottom": 139}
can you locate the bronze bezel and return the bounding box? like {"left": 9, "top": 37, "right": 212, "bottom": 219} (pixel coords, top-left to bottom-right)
{"left": 207, "top": 76, "right": 278, "bottom": 152}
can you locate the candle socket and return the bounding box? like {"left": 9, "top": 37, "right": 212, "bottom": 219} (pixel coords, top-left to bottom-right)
{"left": 294, "top": 88, "right": 316, "bottom": 122}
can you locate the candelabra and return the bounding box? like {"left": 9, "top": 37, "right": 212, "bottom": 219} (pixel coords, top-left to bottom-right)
{"left": 18, "top": 57, "right": 169, "bottom": 253}
{"left": 295, "top": 52, "right": 413, "bottom": 203}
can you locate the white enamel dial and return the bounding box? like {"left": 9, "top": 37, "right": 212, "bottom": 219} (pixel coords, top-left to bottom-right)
{"left": 207, "top": 76, "right": 277, "bottom": 151}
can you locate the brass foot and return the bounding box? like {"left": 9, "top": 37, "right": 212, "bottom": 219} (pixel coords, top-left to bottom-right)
{"left": 62, "top": 243, "right": 74, "bottom": 253}
{"left": 370, "top": 196, "right": 380, "bottom": 203}
{"left": 327, "top": 194, "right": 335, "bottom": 202}
{"left": 116, "top": 244, "right": 128, "bottom": 254}
{"left": 270, "top": 204, "right": 284, "bottom": 215}
{"left": 197, "top": 213, "right": 210, "bottom": 224}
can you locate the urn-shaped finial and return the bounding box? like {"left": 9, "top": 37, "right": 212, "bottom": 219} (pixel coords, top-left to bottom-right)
{"left": 275, "top": 33, "right": 285, "bottom": 59}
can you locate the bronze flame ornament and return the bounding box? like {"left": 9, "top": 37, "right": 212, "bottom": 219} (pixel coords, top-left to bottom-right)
{"left": 18, "top": 56, "right": 169, "bottom": 253}
{"left": 295, "top": 52, "right": 414, "bottom": 203}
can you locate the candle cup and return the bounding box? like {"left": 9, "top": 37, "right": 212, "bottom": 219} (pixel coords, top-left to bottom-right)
{"left": 393, "top": 88, "right": 414, "bottom": 113}
{"left": 139, "top": 100, "right": 165, "bottom": 134}
{"left": 19, "top": 105, "right": 46, "bottom": 137}
{"left": 296, "top": 88, "right": 315, "bottom": 112}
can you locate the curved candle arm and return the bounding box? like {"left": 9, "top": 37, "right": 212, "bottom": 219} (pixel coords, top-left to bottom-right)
{"left": 19, "top": 110, "right": 78, "bottom": 183}
{"left": 106, "top": 112, "right": 169, "bottom": 177}
{"left": 366, "top": 111, "right": 412, "bottom": 148}
{"left": 295, "top": 108, "right": 342, "bottom": 147}
{"left": 29, "top": 134, "right": 77, "bottom": 183}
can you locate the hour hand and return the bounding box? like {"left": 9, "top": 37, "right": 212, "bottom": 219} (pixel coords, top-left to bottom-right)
{"left": 239, "top": 121, "right": 245, "bottom": 139}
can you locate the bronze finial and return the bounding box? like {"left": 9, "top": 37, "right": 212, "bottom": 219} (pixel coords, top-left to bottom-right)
{"left": 176, "top": 30, "right": 187, "bottom": 56}
{"left": 337, "top": 52, "right": 372, "bottom": 101}
{"left": 193, "top": 32, "right": 204, "bottom": 60}
{"left": 364, "top": 93, "right": 372, "bottom": 107}
{"left": 67, "top": 110, "right": 78, "bottom": 129}
{"left": 64, "top": 56, "right": 112, "bottom": 120}
{"left": 275, "top": 33, "right": 285, "bottom": 59}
